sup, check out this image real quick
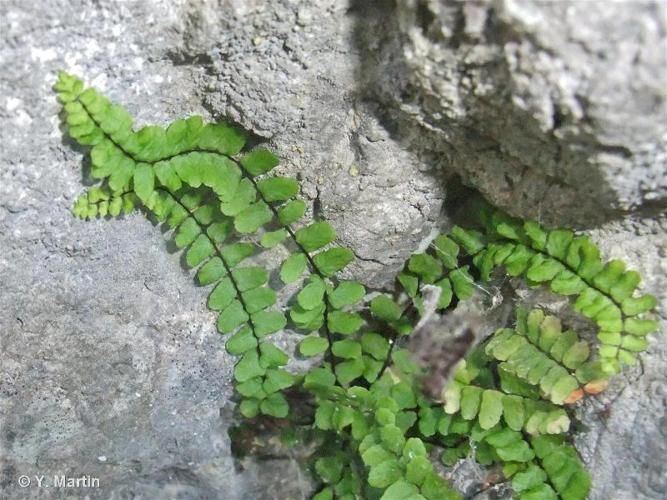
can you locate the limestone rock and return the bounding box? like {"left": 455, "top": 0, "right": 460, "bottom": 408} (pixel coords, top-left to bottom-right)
{"left": 359, "top": 0, "right": 667, "bottom": 227}
{"left": 0, "top": 1, "right": 665, "bottom": 499}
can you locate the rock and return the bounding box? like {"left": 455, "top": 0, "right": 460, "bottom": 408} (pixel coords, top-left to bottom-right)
{"left": 0, "top": 0, "right": 665, "bottom": 499}
{"left": 356, "top": 0, "right": 667, "bottom": 227}
{"left": 182, "top": 0, "right": 446, "bottom": 288}
{"left": 0, "top": 1, "right": 313, "bottom": 499}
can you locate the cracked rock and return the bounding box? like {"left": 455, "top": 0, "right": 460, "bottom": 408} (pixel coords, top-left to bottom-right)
{"left": 0, "top": 1, "right": 665, "bottom": 499}
{"left": 356, "top": 0, "right": 667, "bottom": 227}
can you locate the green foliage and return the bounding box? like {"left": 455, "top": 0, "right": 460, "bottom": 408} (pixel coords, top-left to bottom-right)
{"left": 442, "top": 344, "right": 571, "bottom": 436}
{"left": 397, "top": 235, "right": 477, "bottom": 314}
{"left": 467, "top": 204, "right": 657, "bottom": 374}
{"left": 58, "top": 71, "right": 339, "bottom": 421}
{"left": 59, "top": 73, "right": 658, "bottom": 500}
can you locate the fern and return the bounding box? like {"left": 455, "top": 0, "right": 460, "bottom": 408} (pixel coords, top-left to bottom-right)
{"left": 488, "top": 308, "right": 605, "bottom": 403}
{"left": 55, "top": 70, "right": 347, "bottom": 419}
{"left": 443, "top": 353, "right": 570, "bottom": 435}
{"left": 397, "top": 233, "right": 477, "bottom": 311}
{"left": 466, "top": 202, "right": 658, "bottom": 375}
{"left": 57, "top": 72, "right": 658, "bottom": 500}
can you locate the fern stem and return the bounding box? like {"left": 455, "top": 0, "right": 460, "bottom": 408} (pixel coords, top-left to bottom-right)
{"left": 377, "top": 330, "right": 398, "bottom": 380}
{"left": 156, "top": 187, "right": 262, "bottom": 352}
{"left": 219, "top": 153, "right": 339, "bottom": 372}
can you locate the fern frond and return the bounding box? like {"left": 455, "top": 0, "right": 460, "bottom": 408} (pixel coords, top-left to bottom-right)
{"left": 442, "top": 358, "right": 570, "bottom": 435}
{"left": 58, "top": 72, "right": 655, "bottom": 500}
{"left": 155, "top": 187, "right": 292, "bottom": 416}
{"left": 59, "top": 72, "right": 349, "bottom": 418}
{"left": 454, "top": 202, "right": 658, "bottom": 374}
{"left": 484, "top": 310, "right": 601, "bottom": 405}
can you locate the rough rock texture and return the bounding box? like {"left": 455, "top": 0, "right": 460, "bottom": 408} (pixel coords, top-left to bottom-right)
{"left": 357, "top": 0, "right": 667, "bottom": 227}
{"left": 0, "top": 1, "right": 315, "bottom": 499}
{"left": 0, "top": 1, "right": 665, "bottom": 500}
{"left": 178, "top": 0, "right": 446, "bottom": 288}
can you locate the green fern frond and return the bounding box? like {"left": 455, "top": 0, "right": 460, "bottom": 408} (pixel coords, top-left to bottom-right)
{"left": 57, "top": 71, "right": 358, "bottom": 417}
{"left": 441, "top": 358, "right": 570, "bottom": 435}
{"left": 453, "top": 201, "right": 658, "bottom": 374}
{"left": 485, "top": 313, "right": 598, "bottom": 405}
{"left": 58, "top": 72, "right": 657, "bottom": 500}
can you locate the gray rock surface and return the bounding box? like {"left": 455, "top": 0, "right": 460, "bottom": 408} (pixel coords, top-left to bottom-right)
{"left": 357, "top": 0, "right": 667, "bottom": 227}
{"left": 0, "top": 1, "right": 313, "bottom": 499}
{"left": 183, "top": 0, "right": 446, "bottom": 288}
{"left": 0, "top": 0, "right": 664, "bottom": 499}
